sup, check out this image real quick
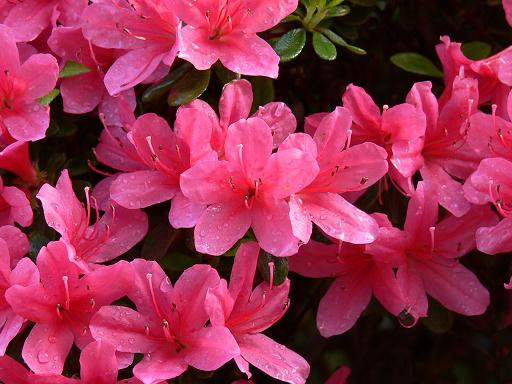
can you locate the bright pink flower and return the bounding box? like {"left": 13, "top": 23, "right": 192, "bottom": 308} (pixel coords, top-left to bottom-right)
{"left": 175, "top": 0, "right": 298, "bottom": 78}
{"left": 0, "top": 140, "right": 37, "bottom": 182}
{"left": 436, "top": 36, "right": 512, "bottom": 117}
{"left": 1, "top": 0, "right": 87, "bottom": 42}
{"left": 365, "top": 181, "right": 497, "bottom": 324}
{"left": 181, "top": 117, "right": 319, "bottom": 256}
{"left": 5, "top": 240, "right": 134, "bottom": 374}
{"left": 0, "top": 354, "right": 31, "bottom": 383}
{"left": 281, "top": 107, "right": 388, "bottom": 245}
{"left": 0, "top": 25, "right": 59, "bottom": 141}
{"left": 0, "top": 245, "right": 39, "bottom": 355}
{"left": 206, "top": 242, "right": 310, "bottom": 383}
{"left": 326, "top": 366, "right": 351, "bottom": 384}
{"left": 464, "top": 157, "right": 512, "bottom": 254}
{"left": 341, "top": 84, "right": 426, "bottom": 195}
{"left": 505, "top": 0, "right": 512, "bottom": 27}
{"left": 37, "top": 169, "right": 148, "bottom": 272}
{"left": 289, "top": 225, "right": 404, "bottom": 336}
{"left": 184, "top": 79, "right": 297, "bottom": 153}
{"left": 406, "top": 76, "right": 480, "bottom": 217}
{"left": 90, "top": 259, "right": 240, "bottom": 384}
{"left": 47, "top": 26, "right": 136, "bottom": 126}
{"left": 82, "top": 0, "right": 179, "bottom": 95}
{"left": 0, "top": 176, "right": 32, "bottom": 227}
{"left": 108, "top": 111, "right": 216, "bottom": 229}
{"left": 0, "top": 225, "right": 30, "bottom": 269}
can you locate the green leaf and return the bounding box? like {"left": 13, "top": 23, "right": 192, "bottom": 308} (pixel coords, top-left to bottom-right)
{"left": 320, "top": 28, "right": 366, "bottom": 54}
{"left": 167, "top": 69, "right": 211, "bottom": 107}
{"left": 142, "top": 63, "right": 191, "bottom": 102}
{"left": 462, "top": 41, "right": 492, "bottom": 60}
{"left": 213, "top": 62, "right": 241, "bottom": 84}
{"left": 325, "top": 5, "right": 350, "bottom": 17}
{"left": 349, "top": 0, "right": 377, "bottom": 6}
{"left": 141, "top": 222, "right": 178, "bottom": 261}
{"left": 59, "top": 61, "right": 91, "bottom": 78}
{"left": 250, "top": 77, "right": 274, "bottom": 113}
{"left": 390, "top": 52, "right": 443, "bottom": 78}
{"left": 258, "top": 251, "right": 289, "bottom": 286}
{"left": 38, "top": 88, "right": 60, "bottom": 105}
{"left": 313, "top": 32, "right": 338, "bottom": 60}
{"left": 327, "top": 0, "right": 345, "bottom": 6}
{"left": 274, "top": 28, "right": 307, "bottom": 62}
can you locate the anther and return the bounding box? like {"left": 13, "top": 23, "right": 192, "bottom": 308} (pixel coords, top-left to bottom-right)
{"left": 62, "top": 276, "right": 70, "bottom": 310}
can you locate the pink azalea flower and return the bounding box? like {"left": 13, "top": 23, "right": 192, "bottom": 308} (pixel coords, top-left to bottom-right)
{"left": 341, "top": 84, "right": 426, "bottom": 195}
{"left": 289, "top": 224, "right": 404, "bottom": 336}
{"left": 37, "top": 169, "right": 148, "bottom": 272}
{"left": 436, "top": 36, "right": 512, "bottom": 118}
{"left": 108, "top": 110, "right": 217, "bottom": 229}
{"left": 505, "top": 0, "right": 512, "bottom": 27}
{"left": 0, "top": 176, "right": 33, "bottom": 227}
{"left": 206, "top": 242, "right": 310, "bottom": 383}
{"left": 5, "top": 240, "right": 134, "bottom": 374}
{"left": 0, "top": 340, "right": 151, "bottom": 384}
{"left": 181, "top": 117, "right": 319, "bottom": 256}
{"left": 184, "top": 79, "right": 297, "bottom": 153}
{"left": 90, "top": 259, "right": 240, "bottom": 384}
{"left": 175, "top": 0, "right": 298, "bottom": 78}
{"left": 0, "top": 140, "right": 37, "bottom": 182}
{"left": 82, "top": 0, "right": 180, "bottom": 95}
{"left": 464, "top": 157, "right": 512, "bottom": 254}
{"left": 0, "top": 24, "right": 59, "bottom": 142}
{"left": 281, "top": 107, "right": 388, "bottom": 245}
{"left": 365, "top": 181, "right": 497, "bottom": 324}
{"left": 1, "top": 0, "right": 87, "bottom": 42}
{"left": 326, "top": 366, "right": 351, "bottom": 384}
{"left": 47, "top": 26, "right": 136, "bottom": 126}
{"left": 0, "top": 245, "right": 39, "bottom": 356}
{"left": 406, "top": 76, "right": 481, "bottom": 217}
{"left": 0, "top": 225, "right": 30, "bottom": 269}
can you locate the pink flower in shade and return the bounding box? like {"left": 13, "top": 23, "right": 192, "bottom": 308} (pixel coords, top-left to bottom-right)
{"left": 341, "top": 84, "right": 426, "bottom": 195}
{"left": 205, "top": 242, "right": 310, "bottom": 384}
{"left": 0, "top": 176, "right": 33, "bottom": 227}
{"left": 90, "top": 259, "right": 240, "bottom": 384}
{"left": 0, "top": 140, "right": 37, "bottom": 182}
{"left": 280, "top": 107, "right": 388, "bottom": 245}
{"left": 1, "top": 0, "right": 87, "bottom": 42}
{"left": 0, "top": 225, "right": 30, "bottom": 269}
{"left": 326, "top": 366, "right": 351, "bottom": 384}
{"left": 505, "top": 0, "right": 512, "bottom": 27}
{"left": 184, "top": 79, "right": 297, "bottom": 153}
{"left": 37, "top": 169, "right": 148, "bottom": 272}
{"left": 82, "top": 0, "right": 180, "bottom": 95}
{"left": 0, "top": 245, "right": 39, "bottom": 356}
{"left": 0, "top": 25, "right": 59, "bottom": 142}
{"left": 435, "top": 36, "right": 512, "bottom": 118}
{"left": 365, "top": 181, "right": 497, "bottom": 324}
{"left": 108, "top": 110, "right": 217, "bottom": 229}
{"left": 181, "top": 118, "right": 319, "bottom": 256}
{"left": 174, "top": 0, "right": 298, "bottom": 78}
{"left": 464, "top": 157, "right": 512, "bottom": 255}
{"left": 4, "top": 240, "right": 134, "bottom": 374}
{"left": 47, "top": 26, "right": 136, "bottom": 126}
{"left": 0, "top": 340, "right": 152, "bottom": 384}
{"left": 406, "top": 76, "right": 481, "bottom": 217}
{"left": 288, "top": 224, "right": 404, "bottom": 336}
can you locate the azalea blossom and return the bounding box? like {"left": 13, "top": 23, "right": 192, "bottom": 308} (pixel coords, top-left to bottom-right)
{"left": 37, "top": 169, "right": 148, "bottom": 272}
{"left": 206, "top": 242, "right": 310, "bottom": 383}
{"left": 175, "top": 0, "right": 298, "bottom": 78}
{"left": 5, "top": 241, "right": 134, "bottom": 374}
{"left": 0, "top": 176, "right": 33, "bottom": 227}
{"left": 0, "top": 24, "right": 59, "bottom": 142}
{"left": 82, "top": 0, "right": 180, "bottom": 95}
{"left": 181, "top": 117, "right": 319, "bottom": 256}
{"left": 90, "top": 259, "right": 239, "bottom": 384}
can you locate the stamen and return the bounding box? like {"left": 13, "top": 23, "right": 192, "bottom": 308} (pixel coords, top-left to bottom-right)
{"left": 428, "top": 226, "right": 435, "bottom": 256}
{"left": 62, "top": 276, "right": 70, "bottom": 311}
{"left": 84, "top": 187, "right": 92, "bottom": 228}
{"left": 268, "top": 262, "right": 275, "bottom": 291}
{"left": 87, "top": 159, "right": 114, "bottom": 177}
{"left": 345, "top": 129, "right": 352, "bottom": 151}
{"left": 56, "top": 304, "right": 63, "bottom": 320}
{"left": 146, "top": 273, "right": 163, "bottom": 319}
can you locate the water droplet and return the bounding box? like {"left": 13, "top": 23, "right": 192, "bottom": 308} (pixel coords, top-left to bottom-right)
{"left": 48, "top": 336, "right": 57, "bottom": 344}
{"left": 37, "top": 351, "right": 50, "bottom": 363}
{"left": 397, "top": 309, "right": 417, "bottom": 328}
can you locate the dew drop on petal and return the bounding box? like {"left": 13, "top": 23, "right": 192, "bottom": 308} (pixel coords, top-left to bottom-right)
{"left": 37, "top": 351, "right": 50, "bottom": 363}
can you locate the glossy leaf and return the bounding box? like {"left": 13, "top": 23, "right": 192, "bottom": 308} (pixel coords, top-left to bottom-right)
{"left": 38, "top": 89, "right": 60, "bottom": 105}
{"left": 462, "top": 41, "right": 492, "bottom": 60}
{"left": 142, "top": 63, "right": 191, "bottom": 102}
{"left": 274, "top": 28, "right": 307, "bottom": 62}
{"left": 59, "top": 60, "right": 91, "bottom": 78}
{"left": 313, "top": 32, "right": 338, "bottom": 60}
{"left": 167, "top": 68, "right": 211, "bottom": 107}
{"left": 390, "top": 52, "right": 443, "bottom": 78}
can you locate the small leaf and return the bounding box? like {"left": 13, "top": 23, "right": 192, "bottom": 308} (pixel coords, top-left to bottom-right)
{"left": 390, "top": 52, "right": 443, "bottom": 78}
{"left": 167, "top": 68, "right": 211, "bottom": 107}
{"left": 250, "top": 77, "right": 274, "bottom": 113}
{"left": 213, "top": 62, "right": 241, "bottom": 84}
{"left": 142, "top": 222, "right": 179, "bottom": 261}
{"left": 312, "top": 32, "right": 338, "bottom": 60}
{"left": 142, "top": 63, "right": 191, "bottom": 102}
{"left": 38, "top": 89, "right": 60, "bottom": 105}
{"left": 349, "top": 0, "right": 377, "bottom": 6}
{"left": 59, "top": 61, "right": 91, "bottom": 78}
{"left": 274, "top": 28, "right": 307, "bottom": 62}
{"left": 327, "top": 0, "right": 345, "bottom": 6}
{"left": 326, "top": 5, "right": 350, "bottom": 17}
{"left": 462, "top": 41, "right": 492, "bottom": 60}
{"left": 320, "top": 28, "right": 366, "bottom": 54}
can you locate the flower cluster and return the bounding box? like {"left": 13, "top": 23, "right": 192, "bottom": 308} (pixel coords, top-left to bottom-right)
{"left": 0, "top": 0, "right": 511, "bottom": 383}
